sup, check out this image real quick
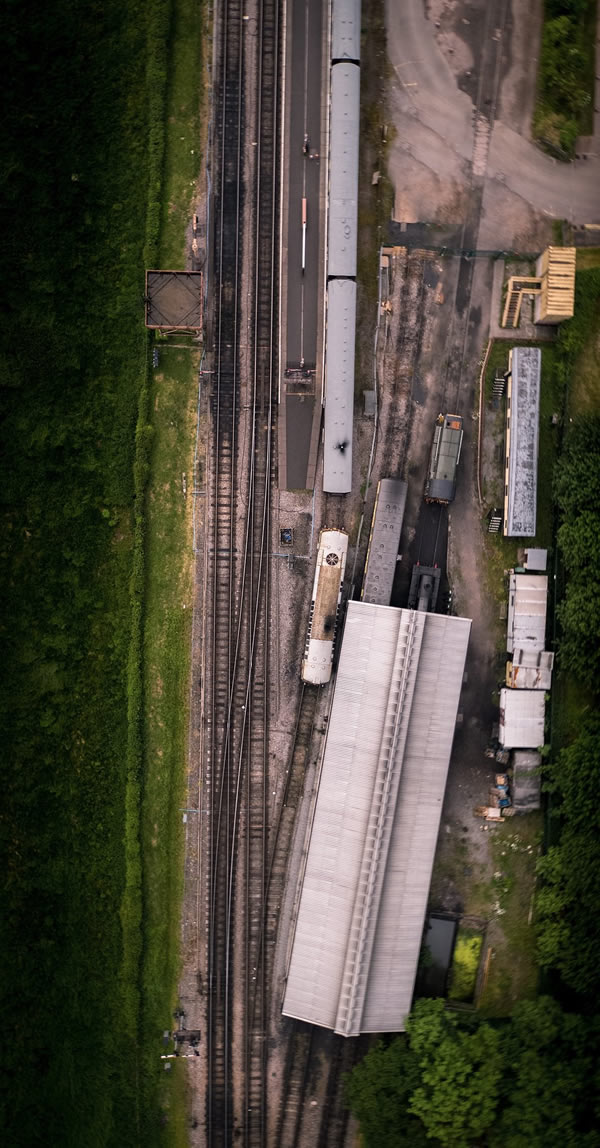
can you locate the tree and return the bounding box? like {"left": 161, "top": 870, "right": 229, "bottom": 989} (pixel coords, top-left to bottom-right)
{"left": 554, "top": 417, "right": 600, "bottom": 518}
{"left": 558, "top": 510, "right": 600, "bottom": 574}
{"left": 405, "top": 999, "right": 503, "bottom": 1147}
{"left": 345, "top": 1037, "right": 431, "bottom": 1148}
{"left": 490, "top": 998, "right": 600, "bottom": 1148}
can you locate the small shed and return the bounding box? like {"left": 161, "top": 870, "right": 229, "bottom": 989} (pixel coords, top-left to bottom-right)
{"left": 506, "top": 648, "right": 554, "bottom": 690}
{"left": 499, "top": 689, "right": 545, "bottom": 749}
{"left": 512, "top": 750, "right": 543, "bottom": 812}
{"left": 507, "top": 573, "right": 548, "bottom": 654}
{"left": 524, "top": 548, "right": 547, "bottom": 572}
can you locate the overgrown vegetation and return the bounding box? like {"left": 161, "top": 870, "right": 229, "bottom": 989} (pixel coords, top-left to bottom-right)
{"left": 536, "top": 717, "right": 600, "bottom": 994}
{"left": 533, "top": 0, "right": 597, "bottom": 156}
{"left": 346, "top": 997, "right": 600, "bottom": 1147}
{"left": 448, "top": 927, "right": 483, "bottom": 1003}
{"left": 0, "top": 0, "right": 202, "bottom": 1142}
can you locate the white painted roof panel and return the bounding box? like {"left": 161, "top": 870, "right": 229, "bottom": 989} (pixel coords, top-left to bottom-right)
{"left": 283, "top": 603, "right": 471, "bottom": 1035}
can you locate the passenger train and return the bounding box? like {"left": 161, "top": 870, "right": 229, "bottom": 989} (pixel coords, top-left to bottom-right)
{"left": 323, "top": 0, "right": 361, "bottom": 494}
{"left": 301, "top": 528, "right": 349, "bottom": 685}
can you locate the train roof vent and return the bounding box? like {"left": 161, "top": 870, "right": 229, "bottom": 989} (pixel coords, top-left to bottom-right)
{"left": 325, "top": 552, "right": 340, "bottom": 566}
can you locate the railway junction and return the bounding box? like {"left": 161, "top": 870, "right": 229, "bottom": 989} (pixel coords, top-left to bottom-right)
{"left": 175, "top": 0, "right": 600, "bottom": 1144}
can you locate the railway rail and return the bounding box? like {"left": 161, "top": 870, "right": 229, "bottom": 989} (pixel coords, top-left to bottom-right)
{"left": 202, "top": 0, "right": 280, "bottom": 1143}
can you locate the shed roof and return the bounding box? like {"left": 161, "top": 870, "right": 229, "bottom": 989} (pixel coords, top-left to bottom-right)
{"left": 283, "top": 603, "right": 471, "bottom": 1035}
{"left": 524, "top": 548, "right": 547, "bottom": 572}
{"left": 499, "top": 689, "right": 545, "bottom": 749}
{"left": 507, "top": 573, "right": 548, "bottom": 654}
{"left": 503, "top": 347, "right": 540, "bottom": 537}
{"left": 323, "top": 279, "right": 355, "bottom": 493}
{"left": 507, "top": 648, "right": 554, "bottom": 690}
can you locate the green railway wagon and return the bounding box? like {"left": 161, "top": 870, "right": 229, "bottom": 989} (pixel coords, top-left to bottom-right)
{"left": 425, "top": 413, "right": 463, "bottom": 505}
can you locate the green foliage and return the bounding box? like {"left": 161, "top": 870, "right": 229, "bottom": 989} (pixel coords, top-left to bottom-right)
{"left": 406, "top": 1001, "right": 503, "bottom": 1147}
{"left": 447, "top": 929, "right": 483, "bottom": 1002}
{"left": 536, "top": 718, "right": 600, "bottom": 995}
{"left": 490, "top": 997, "right": 600, "bottom": 1147}
{"left": 344, "top": 1038, "right": 431, "bottom": 1147}
{"left": 0, "top": 0, "right": 180, "bottom": 1142}
{"left": 347, "top": 998, "right": 600, "bottom": 1147}
{"left": 534, "top": 1, "right": 596, "bottom": 155}
{"left": 553, "top": 414, "right": 600, "bottom": 688}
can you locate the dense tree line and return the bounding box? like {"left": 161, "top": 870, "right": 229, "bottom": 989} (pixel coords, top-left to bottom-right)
{"left": 554, "top": 414, "right": 600, "bottom": 686}
{"left": 536, "top": 717, "right": 600, "bottom": 995}
{"left": 534, "top": 0, "right": 596, "bottom": 155}
{"left": 346, "top": 998, "right": 600, "bottom": 1147}
{"left": 0, "top": 1, "right": 169, "bottom": 1143}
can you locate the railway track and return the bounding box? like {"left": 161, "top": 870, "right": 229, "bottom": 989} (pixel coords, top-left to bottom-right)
{"left": 202, "top": 0, "right": 280, "bottom": 1143}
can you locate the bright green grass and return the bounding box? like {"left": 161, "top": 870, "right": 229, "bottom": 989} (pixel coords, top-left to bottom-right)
{"left": 159, "top": 0, "right": 206, "bottom": 266}
{"left": 138, "top": 1, "right": 204, "bottom": 1138}
{"left": 140, "top": 346, "right": 198, "bottom": 1138}
{"left": 448, "top": 928, "right": 483, "bottom": 1003}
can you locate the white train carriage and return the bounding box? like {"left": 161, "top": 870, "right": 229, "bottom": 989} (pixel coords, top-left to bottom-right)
{"left": 301, "top": 528, "right": 349, "bottom": 685}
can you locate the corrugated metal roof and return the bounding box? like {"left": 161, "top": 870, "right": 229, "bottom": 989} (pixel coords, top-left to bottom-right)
{"left": 499, "top": 688, "right": 545, "bottom": 749}
{"left": 507, "top": 648, "right": 554, "bottom": 690}
{"left": 362, "top": 479, "right": 407, "bottom": 606}
{"left": 323, "top": 279, "right": 355, "bottom": 493}
{"left": 328, "top": 62, "right": 359, "bottom": 279}
{"left": 282, "top": 603, "right": 471, "bottom": 1035}
{"left": 331, "top": 0, "right": 361, "bottom": 62}
{"left": 503, "top": 347, "right": 540, "bottom": 537}
{"left": 506, "top": 573, "right": 548, "bottom": 654}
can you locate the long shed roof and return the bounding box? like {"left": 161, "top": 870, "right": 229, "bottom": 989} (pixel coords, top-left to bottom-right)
{"left": 503, "top": 347, "right": 541, "bottom": 537}
{"left": 283, "top": 602, "right": 471, "bottom": 1035}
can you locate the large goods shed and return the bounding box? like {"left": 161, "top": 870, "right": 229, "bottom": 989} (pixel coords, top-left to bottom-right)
{"left": 283, "top": 602, "right": 471, "bottom": 1036}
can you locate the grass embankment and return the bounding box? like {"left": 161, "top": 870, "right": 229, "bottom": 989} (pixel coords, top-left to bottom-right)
{"left": 138, "top": 0, "right": 205, "bottom": 1138}
{"left": 533, "top": 0, "right": 598, "bottom": 157}
{"left": 0, "top": 0, "right": 203, "bottom": 1142}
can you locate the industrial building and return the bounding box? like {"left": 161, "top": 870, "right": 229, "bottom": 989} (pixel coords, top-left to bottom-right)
{"left": 503, "top": 347, "right": 541, "bottom": 537}
{"left": 283, "top": 602, "right": 471, "bottom": 1036}
{"left": 361, "top": 479, "right": 407, "bottom": 606}
{"left": 499, "top": 688, "right": 545, "bottom": 749}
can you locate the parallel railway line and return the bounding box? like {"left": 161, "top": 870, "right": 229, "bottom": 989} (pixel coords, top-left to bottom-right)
{"left": 202, "top": 0, "right": 280, "bottom": 1143}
